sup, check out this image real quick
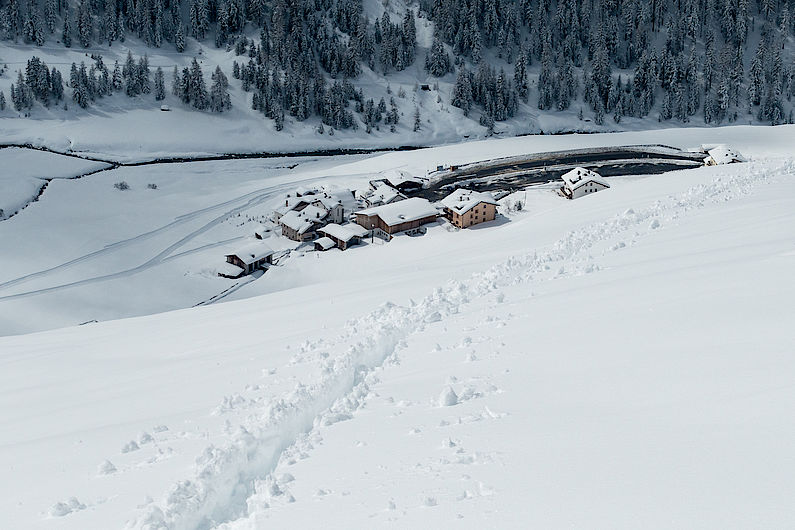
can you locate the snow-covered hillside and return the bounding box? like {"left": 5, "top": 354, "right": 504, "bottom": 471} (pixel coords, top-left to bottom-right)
{"left": 1, "top": 0, "right": 793, "bottom": 160}
{"left": 0, "top": 126, "right": 793, "bottom": 529}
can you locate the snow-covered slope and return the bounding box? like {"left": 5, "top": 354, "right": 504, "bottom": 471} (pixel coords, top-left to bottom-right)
{"left": 0, "top": 125, "right": 791, "bottom": 336}
{"left": 0, "top": 126, "right": 793, "bottom": 529}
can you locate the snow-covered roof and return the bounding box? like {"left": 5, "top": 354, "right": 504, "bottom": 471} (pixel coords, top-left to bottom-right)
{"left": 383, "top": 169, "right": 421, "bottom": 188}
{"left": 356, "top": 198, "right": 438, "bottom": 226}
{"left": 366, "top": 183, "right": 405, "bottom": 205}
{"left": 561, "top": 167, "right": 610, "bottom": 190}
{"left": 706, "top": 145, "right": 746, "bottom": 164}
{"left": 294, "top": 186, "right": 318, "bottom": 197}
{"left": 311, "top": 195, "right": 343, "bottom": 210}
{"left": 254, "top": 224, "right": 269, "bottom": 235}
{"left": 315, "top": 237, "right": 336, "bottom": 250}
{"left": 227, "top": 242, "right": 274, "bottom": 265}
{"left": 320, "top": 223, "right": 369, "bottom": 242}
{"left": 440, "top": 189, "right": 498, "bottom": 214}
{"left": 279, "top": 205, "right": 328, "bottom": 234}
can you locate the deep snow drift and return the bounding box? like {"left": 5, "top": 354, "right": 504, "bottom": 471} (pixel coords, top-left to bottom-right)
{"left": 0, "top": 126, "right": 794, "bottom": 529}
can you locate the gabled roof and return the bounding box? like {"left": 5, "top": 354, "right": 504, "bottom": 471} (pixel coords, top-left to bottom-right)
{"left": 355, "top": 197, "right": 438, "bottom": 226}
{"left": 279, "top": 205, "right": 328, "bottom": 234}
{"left": 227, "top": 242, "right": 274, "bottom": 265}
{"left": 561, "top": 167, "right": 610, "bottom": 191}
{"left": 440, "top": 188, "right": 498, "bottom": 214}
{"left": 320, "top": 223, "right": 369, "bottom": 242}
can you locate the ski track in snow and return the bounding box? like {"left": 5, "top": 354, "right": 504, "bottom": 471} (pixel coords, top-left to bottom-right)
{"left": 117, "top": 159, "right": 790, "bottom": 530}
{"left": 0, "top": 172, "right": 325, "bottom": 300}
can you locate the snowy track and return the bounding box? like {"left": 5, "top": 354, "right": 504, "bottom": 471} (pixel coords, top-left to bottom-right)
{"left": 0, "top": 169, "right": 327, "bottom": 300}
{"left": 130, "top": 159, "right": 789, "bottom": 529}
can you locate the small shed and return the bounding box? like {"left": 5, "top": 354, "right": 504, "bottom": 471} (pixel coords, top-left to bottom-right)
{"left": 314, "top": 237, "right": 336, "bottom": 251}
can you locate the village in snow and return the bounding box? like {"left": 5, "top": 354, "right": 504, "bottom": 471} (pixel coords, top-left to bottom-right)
{"left": 217, "top": 144, "right": 744, "bottom": 284}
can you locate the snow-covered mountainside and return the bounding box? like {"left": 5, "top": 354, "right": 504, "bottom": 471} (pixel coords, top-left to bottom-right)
{"left": 0, "top": 125, "right": 794, "bottom": 529}
{"left": 1, "top": 0, "right": 794, "bottom": 159}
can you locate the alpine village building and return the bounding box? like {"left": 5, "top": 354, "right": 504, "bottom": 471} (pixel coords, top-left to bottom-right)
{"left": 221, "top": 242, "right": 274, "bottom": 278}
{"left": 560, "top": 167, "right": 610, "bottom": 200}
{"left": 354, "top": 198, "right": 438, "bottom": 240}
{"left": 440, "top": 189, "right": 499, "bottom": 228}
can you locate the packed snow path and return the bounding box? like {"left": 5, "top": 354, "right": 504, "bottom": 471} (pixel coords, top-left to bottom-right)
{"left": 126, "top": 158, "right": 793, "bottom": 529}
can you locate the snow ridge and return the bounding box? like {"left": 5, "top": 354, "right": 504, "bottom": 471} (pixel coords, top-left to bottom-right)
{"left": 129, "top": 160, "right": 788, "bottom": 530}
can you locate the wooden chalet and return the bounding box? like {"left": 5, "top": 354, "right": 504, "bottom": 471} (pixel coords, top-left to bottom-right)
{"left": 354, "top": 198, "right": 438, "bottom": 240}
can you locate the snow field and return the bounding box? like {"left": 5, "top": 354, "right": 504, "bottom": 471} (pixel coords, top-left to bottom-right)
{"left": 0, "top": 146, "right": 111, "bottom": 218}
{"left": 129, "top": 157, "right": 793, "bottom": 528}
{"left": 1, "top": 127, "right": 794, "bottom": 529}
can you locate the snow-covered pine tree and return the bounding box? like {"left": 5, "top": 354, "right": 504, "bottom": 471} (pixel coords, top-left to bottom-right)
{"left": 62, "top": 7, "right": 72, "bottom": 47}
{"left": 451, "top": 66, "right": 473, "bottom": 115}
{"left": 154, "top": 67, "right": 165, "bottom": 100}
{"left": 425, "top": 34, "right": 451, "bottom": 77}
{"left": 210, "top": 65, "right": 231, "bottom": 112}
{"left": 137, "top": 56, "right": 151, "bottom": 94}
{"left": 112, "top": 61, "right": 122, "bottom": 91}
{"left": 175, "top": 20, "right": 185, "bottom": 52}
{"left": 77, "top": 0, "right": 91, "bottom": 47}
{"left": 171, "top": 65, "right": 181, "bottom": 97}
{"left": 189, "top": 58, "right": 208, "bottom": 110}
{"left": 514, "top": 50, "right": 528, "bottom": 102}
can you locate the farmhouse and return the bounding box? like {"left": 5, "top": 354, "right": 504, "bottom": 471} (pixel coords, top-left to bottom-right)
{"left": 704, "top": 145, "right": 746, "bottom": 166}
{"left": 560, "top": 167, "right": 610, "bottom": 199}
{"left": 441, "top": 189, "right": 499, "bottom": 228}
{"left": 279, "top": 204, "right": 328, "bottom": 241}
{"left": 354, "top": 197, "right": 438, "bottom": 240}
{"left": 222, "top": 242, "right": 274, "bottom": 278}
{"left": 318, "top": 223, "right": 369, "bottom": 250}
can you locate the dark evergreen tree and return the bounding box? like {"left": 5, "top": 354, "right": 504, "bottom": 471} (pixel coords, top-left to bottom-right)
{"left": 425, "top": 34, "right": 452, "bottom": 77}
{"left": 61, "top": 7, "right": 72, "bottom": 47}
{"left": 154, "top": 66, "right": 165, "bottom": 100}
{"left": 210, "top": 65, "right": 231, "bottom": 112}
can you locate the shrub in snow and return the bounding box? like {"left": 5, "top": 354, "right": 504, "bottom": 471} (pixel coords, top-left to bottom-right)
{"left": 147, "top": 183, "right": 158, "bottom": 190}
{"left": 114, "top": 181, "right": 130, "bottom": 191}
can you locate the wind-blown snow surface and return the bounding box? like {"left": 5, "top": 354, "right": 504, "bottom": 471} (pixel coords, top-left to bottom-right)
{"left": 0, "top": 127, "right": 794, "bottom": 529}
